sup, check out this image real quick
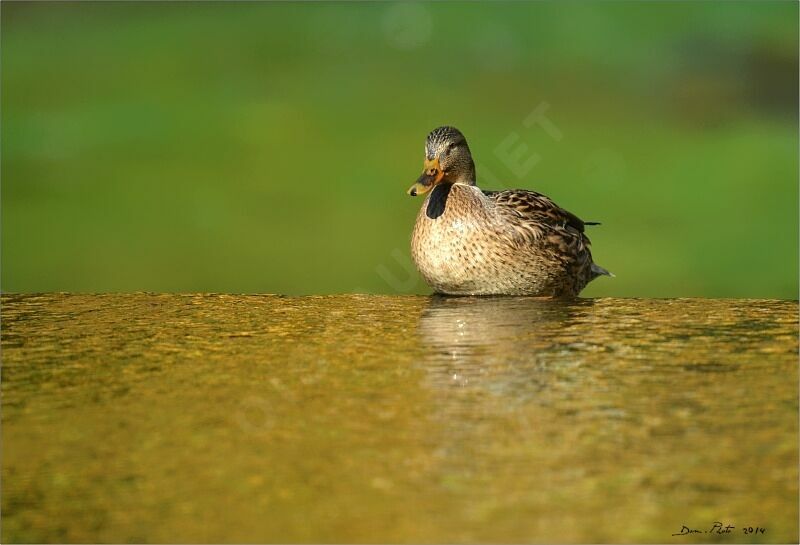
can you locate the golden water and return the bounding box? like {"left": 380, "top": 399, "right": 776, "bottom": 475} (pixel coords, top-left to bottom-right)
{"left": 2, "top": 294, "right": 797, "bottom": 543}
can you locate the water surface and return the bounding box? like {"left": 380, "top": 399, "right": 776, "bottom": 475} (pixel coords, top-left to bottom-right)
{"left": 2, "top": 294, "right": 797, "bottom": 543}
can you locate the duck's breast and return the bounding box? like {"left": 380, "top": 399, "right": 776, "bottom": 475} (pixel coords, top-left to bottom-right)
{"left": 410, "top": 184, "right": 499, "bottom": 293}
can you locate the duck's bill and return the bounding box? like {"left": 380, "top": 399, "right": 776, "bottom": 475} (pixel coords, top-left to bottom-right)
{"left": 407, "top": 167, "right": 444, "bottom": 197}
{"left": 407, "top": 172, "right": 435, "bottom": 196}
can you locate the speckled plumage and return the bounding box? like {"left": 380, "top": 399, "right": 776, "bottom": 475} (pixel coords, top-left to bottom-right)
{"left": 408, "top": 127, "right": 610, "bottom": 296}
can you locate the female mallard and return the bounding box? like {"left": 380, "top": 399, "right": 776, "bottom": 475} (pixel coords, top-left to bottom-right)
{"left": 407, "top": 126, "right": 611, "bottom": 296}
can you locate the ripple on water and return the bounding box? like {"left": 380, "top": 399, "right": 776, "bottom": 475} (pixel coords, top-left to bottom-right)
{"left": 1, "top": 294, "right": 797, "bottom": 543}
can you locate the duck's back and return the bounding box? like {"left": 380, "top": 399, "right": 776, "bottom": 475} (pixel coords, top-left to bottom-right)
{"left": 410, "top": 183, "right": 606, "bottom": 296}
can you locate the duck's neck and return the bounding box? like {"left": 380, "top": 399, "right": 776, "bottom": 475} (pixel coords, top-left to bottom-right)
{"left": 449, "top": 159, "right": 476, "bottom": 186}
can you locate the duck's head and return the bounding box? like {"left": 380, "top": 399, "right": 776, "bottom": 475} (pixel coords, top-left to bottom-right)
{"left": 408, "top": 126, "right": 476, "bottom": 196}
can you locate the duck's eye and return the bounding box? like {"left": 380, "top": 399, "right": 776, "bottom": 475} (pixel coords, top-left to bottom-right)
{"left": 447, "top": 142, "right": 458, "bottom": 152}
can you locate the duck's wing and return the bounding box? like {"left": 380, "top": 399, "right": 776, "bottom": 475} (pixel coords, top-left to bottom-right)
{"left": 483, "top": 188, "right": 593, "bottom": 264}
{"left": 483, "top": 188, "right": 612, "bottom": 283}
{"left": 483, "top": 189, "right": 589, "bottom": 235}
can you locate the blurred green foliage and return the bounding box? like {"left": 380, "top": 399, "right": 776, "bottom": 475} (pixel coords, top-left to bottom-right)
{"left": 2, "top": 1, "right": 797, "bottom": 297}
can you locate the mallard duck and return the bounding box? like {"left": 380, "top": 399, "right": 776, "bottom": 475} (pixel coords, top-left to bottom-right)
{"left": 407, "top": 126, "right": 611, "bottom": 296}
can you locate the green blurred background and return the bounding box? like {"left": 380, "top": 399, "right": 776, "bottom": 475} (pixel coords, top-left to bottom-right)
{"left": 2, "top": 1, "right": 797, "bottom": 297}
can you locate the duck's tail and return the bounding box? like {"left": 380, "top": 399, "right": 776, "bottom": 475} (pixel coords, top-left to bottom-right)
{"left": 591, "top": 263, "right": 614, "bottom": 278}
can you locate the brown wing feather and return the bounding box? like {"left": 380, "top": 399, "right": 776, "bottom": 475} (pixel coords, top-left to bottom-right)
{"left": 483, "top": 189, "right": 587, "bottom": 233}
{"left": 482, "top": 189, "right": 598, "bottom": 294}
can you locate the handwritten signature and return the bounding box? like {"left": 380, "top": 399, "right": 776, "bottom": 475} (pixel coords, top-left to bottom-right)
{"left": 672, "top": 522, "right": 766, "bottom": 536}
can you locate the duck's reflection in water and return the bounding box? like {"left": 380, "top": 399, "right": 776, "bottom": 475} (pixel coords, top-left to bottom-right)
{"left": 412, "top": 296, "right": 604, "bottom": 488}
{"left": 416, "top": 295, "right": 597, "bottom": 401}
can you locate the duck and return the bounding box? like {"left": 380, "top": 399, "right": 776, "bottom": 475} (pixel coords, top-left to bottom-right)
{"left": 407, "top": 126, "right": 611, "bottom": 296}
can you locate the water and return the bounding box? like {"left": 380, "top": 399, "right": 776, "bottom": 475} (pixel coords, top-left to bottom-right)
{"left": 2, "top": 294, "right": 797, "bottom": 543}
